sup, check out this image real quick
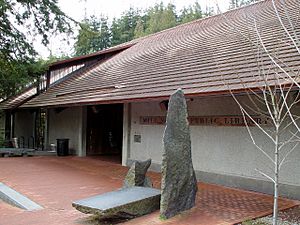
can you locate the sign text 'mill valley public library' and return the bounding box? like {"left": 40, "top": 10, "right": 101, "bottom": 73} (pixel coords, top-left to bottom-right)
{"left": 139, "top": 116, "right": 271, "bottom": 126}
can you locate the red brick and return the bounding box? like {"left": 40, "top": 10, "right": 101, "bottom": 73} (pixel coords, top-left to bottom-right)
{"left": 0, "top": 156, "right": 298, "bottom": 225}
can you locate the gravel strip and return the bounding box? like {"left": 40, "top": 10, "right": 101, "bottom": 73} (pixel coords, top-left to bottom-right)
{"left": 239, "top": 206, "right": 300, "bottom": 225}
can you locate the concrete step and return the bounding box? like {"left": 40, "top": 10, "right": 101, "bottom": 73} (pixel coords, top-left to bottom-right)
{"left": 0, "top": 183, "right": 43, "bottom": 211}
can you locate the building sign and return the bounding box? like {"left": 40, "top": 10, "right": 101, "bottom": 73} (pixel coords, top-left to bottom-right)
{"left": 139, "top": 116, "right": 271, "bottom": 126}
{"left": 140, "top": 116, "right": 166, "bottom": 125}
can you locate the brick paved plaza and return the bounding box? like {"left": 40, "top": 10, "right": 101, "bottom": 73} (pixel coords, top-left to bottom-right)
{"left": 0, "top": 157, "right": 298, "bottom": 225}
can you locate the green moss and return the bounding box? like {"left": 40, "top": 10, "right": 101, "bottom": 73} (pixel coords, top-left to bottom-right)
{"left": 159, "top": 214, "right": 167, "bottom": 221}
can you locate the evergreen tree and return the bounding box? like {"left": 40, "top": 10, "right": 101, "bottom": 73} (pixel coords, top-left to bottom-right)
{"left": 0, "top": 58, "right": 47, "bottom": 98}
{"left": 99, "top": 16, "right": 111, "bottom": 50}
{"left": 180, "top": 7, "right": 191, "bottom": 24}
{"left": 74, "top": 17, "right": 100, "bottom": 56}
{"left": 145, "top": 2, "right": 177, "bottom": 35}
{"left": 203, "top": 5, "right": 215, "bottom": 17}
{"left": 134, "top": 18, "right": 146, "bottom": 38}
{"left": 229, "top": 0, "right": 260, "bottom": 9}
{"left": 179, "top": 2, "right": 203, "bottom": 24}
{"left": 74, "top": 1, "right": 222, "bottom": 61}
{"left": 74, "top": 16, "right": 111, "bottom": 56}
{"left": 161, "top": 3, "right": 177, "bottom": 29}
{"left": 243, "top": 0, "right": 260, "bottom": 5}
{"left": 229, "top": 0, "right": 240, "bottom": 9}
{"left": 0, "top": 0, "right": 73, "bottom": 99}
{"left": 193, "top": 1, "right": 203, "bottom": 18}
{"left": 145, "top": 3, "right": 164, "bottom": 34}
{"left": 111, "top": 18, "right": 122, "bottom": 46}
{"left": 111, "top": 8, "right": 141, "bottom": 46}
{"left": 118, "top": 9, "right": 134, "bottom": 43}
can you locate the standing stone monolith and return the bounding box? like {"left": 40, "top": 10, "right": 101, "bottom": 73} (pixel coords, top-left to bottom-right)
{"left": 160, "top": 89, "right": 198, "bottom": 219}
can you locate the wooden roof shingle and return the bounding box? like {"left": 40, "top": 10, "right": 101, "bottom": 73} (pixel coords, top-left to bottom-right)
{"left": 22, "top": 0, "right": 300, "bottom": 108}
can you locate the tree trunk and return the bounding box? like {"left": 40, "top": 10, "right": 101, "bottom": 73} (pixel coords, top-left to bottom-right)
{"left": 273, "top": 172, "right": 279, "bottom": 225}
{"left": 273, "top": 131, "right": 279, "bottom": 225}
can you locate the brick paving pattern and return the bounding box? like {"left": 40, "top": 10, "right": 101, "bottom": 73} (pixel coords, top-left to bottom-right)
{"left": 0, "top": 156, "right": 298, "bottom": 225}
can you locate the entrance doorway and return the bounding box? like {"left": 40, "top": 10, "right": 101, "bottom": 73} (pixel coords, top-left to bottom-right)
{"left": 86, "top": 104, "right": 123, "bottom": 162}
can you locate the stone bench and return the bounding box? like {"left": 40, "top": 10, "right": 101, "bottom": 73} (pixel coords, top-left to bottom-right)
{"left": 0, "top": 148, "right": 35, "bottom": 157}
{"left": 72, "top": 186, "right": 161, "bottom": 219}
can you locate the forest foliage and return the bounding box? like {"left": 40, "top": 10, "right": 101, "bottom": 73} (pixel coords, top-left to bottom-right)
{"left": 0, "top": 0, "right": 74, "bottom": 99}
{"left": 74, "top": 0, "right": 260, "bottom": 56}
{"left": 228, "top": 0, "right": 260, "bottom": 9}
{"left": 74, "top": 2, "right": 214, "bottom": 56}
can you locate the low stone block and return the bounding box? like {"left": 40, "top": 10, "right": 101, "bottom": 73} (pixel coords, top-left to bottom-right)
{"left": 72, "top": 187, "right": 160, "bottom": 219}
{"left": 0, "top": 148, "right": 35, "bottom": 157}
{"left": 123, "top": 159, "right": 152, "bottom": 188}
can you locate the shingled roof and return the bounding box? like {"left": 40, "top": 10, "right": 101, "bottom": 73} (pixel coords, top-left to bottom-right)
{"left": 0, "top": 85, "right": 37, "bottom": 110}
{"left": 22, "top": 0, "right": 300, "bottom": 108}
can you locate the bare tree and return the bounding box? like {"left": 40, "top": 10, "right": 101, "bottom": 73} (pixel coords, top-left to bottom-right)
{"left": 216, "top": 1, "right": 300, "bottom": 224}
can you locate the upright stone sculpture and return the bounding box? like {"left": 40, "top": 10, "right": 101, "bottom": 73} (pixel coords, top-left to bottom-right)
{"left": 123, "top": 159, "right": 153, "bottom": 188}
{"left": 160, "top": 89, "right": 198, "bottom": 219}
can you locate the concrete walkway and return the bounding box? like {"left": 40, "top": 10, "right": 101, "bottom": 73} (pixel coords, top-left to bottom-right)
{"left": 0, "top": 156, "right": 298, "bottom": 225}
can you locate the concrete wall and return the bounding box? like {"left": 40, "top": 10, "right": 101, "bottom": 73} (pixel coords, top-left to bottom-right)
{"left": 14, "top": 110, "right": 35, "bottom": 147}
{"left": 126, "top": 96, "right": 300, "bottom": 199}
{"left": 48, "top": 106, "right": 85, "bottom": 155}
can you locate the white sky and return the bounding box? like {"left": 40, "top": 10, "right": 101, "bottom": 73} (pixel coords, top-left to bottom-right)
{"left": 36, "top": 0, "right": 229, "bottom": 58}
